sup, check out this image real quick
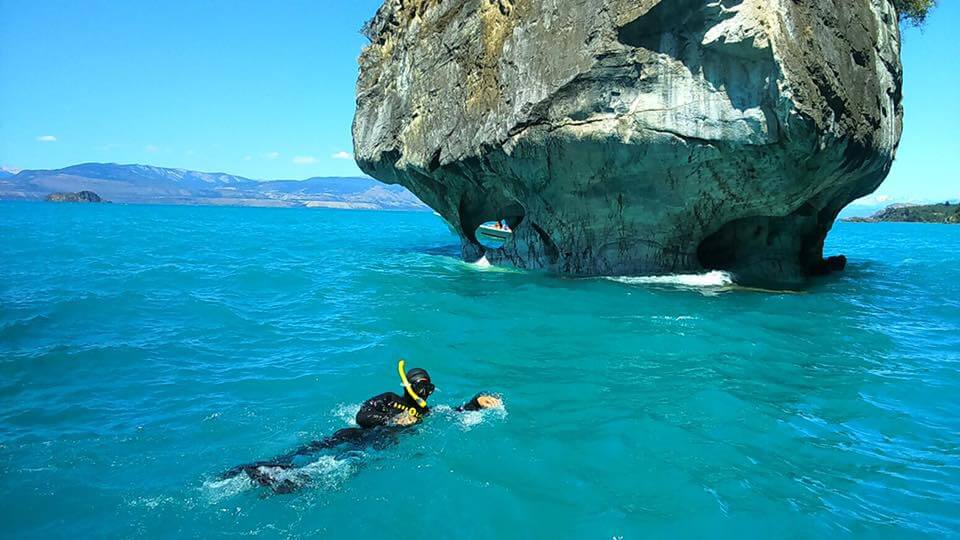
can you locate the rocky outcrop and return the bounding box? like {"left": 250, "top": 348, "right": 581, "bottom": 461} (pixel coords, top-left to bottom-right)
{"left": 353, "top": 0, "right": 903, "bottom": 287}
{"left": 45, "top": 191, "right": 103, "bottom": 203}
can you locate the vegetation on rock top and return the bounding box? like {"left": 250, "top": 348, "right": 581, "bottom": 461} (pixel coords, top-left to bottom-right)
{"left": 894, "top": 0, "right": 937, "bottom": 26}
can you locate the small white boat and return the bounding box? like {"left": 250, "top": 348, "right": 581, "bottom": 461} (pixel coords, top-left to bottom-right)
{"left": 436, "top": 213, "right": 512, "bottom": 241}
{"left": 477, "top": 224, "right": 512, "bottom": 241}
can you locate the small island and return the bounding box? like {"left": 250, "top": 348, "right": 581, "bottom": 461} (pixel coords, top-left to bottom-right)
{"left": 845, "top": 202, "right": 960, "bottom": 224}
{"left": 45, "top": 191, "right": 104, "bottom": 203}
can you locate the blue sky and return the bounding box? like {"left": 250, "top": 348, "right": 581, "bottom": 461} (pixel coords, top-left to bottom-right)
{"left": 0, "top": 0, "right": 383, "bottom": 180}
{"left": 0, "top": 0, "right": 957, "bottom": 201}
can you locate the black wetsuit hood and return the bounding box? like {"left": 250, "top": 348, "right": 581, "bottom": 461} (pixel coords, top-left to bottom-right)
{"left": 405, "top": 367, "right": 435, "bottom": 400}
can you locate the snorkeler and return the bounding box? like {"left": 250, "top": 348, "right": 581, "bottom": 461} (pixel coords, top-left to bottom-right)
{"left": 222, "top": 361, "right": 502, "bottom": 493}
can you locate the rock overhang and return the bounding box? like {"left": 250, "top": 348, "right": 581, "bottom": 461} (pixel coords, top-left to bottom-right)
{"left": 353, "top": 0, "right": 903, "bottom": 288}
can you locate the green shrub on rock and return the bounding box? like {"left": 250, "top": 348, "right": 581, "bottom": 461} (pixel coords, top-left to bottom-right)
{"left": 894, "top": 0, "right": 936, "bottom": 26}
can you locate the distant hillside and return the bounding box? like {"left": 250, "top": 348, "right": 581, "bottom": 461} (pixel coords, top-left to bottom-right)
{"left": 845, "top": 203, "right": 960, "bottom": 224}
{"left": 0, "top": 163, "right": 427, "bottom": 210}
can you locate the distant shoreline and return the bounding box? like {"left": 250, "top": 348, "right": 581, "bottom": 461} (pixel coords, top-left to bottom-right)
{"left": 0, "top": 162, "right": 429, "bottom": 212}
{"left": 842, "top": 220, "right": 958, "bottom": 225}
{"left": 842, "top": 202, "right": 959, "bottom": 225}
{"left": 1, "top": 198, "right": 433, "bottom": 212}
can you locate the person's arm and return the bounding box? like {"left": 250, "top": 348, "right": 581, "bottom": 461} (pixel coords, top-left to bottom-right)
{"left": 456, "top": 393, "right": 502, "bottom": 412}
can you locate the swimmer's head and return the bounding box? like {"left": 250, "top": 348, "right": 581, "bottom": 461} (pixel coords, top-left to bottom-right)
{"left": 405, "top": 367, "right": 435, "bottom": 400}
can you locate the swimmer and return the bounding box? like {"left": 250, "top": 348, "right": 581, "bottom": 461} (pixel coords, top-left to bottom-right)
{"left": 222, "top": 361, "right": 502, "bottom": 493}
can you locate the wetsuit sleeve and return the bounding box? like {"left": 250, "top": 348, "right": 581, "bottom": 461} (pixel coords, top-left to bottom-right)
{"left": 356, "top": 392, "right": 406, "bottom": 428}
{"left": 456, "top": 393, "right": 486, "bottom": 412}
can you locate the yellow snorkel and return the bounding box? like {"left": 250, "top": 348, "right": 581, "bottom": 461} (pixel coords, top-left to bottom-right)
{"left": 397, "top": 359, "right": 428, "bottom": 408}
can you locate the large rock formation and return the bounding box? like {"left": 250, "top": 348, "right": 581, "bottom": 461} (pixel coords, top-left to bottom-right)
{"left": 353, "top": 0, "right": 903, "bottom": 286}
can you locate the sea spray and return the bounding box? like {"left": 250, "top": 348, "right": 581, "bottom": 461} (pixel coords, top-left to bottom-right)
{"left": 432, "top": 402, "right": 508, "bottom": 431}
{"left": 607, "top": 271, "right": 735, "bottom": 288}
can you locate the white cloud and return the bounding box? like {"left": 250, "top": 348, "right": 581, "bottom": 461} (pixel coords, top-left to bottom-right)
{"left": 145, "top": 144, "right": 159, "bottom": 153}
{"left": 242, "top": 155, "right": 253, "bottom": 161}
{"left": 36, "top": 135, "right": 57, "bottom": 142}
{"left": 331, "top": 151, "right": 353, "bottom": 160}
{"left": 850, "top": 193, "right": 895, "bottom": 207}
{"left": 185, "top": 149, "right": 196, "bottom": 157}
{"left": 292, "top": 155, "right": 318, "bottom": 165}
{"left": 264, "top": 151, "right": 280, "bottom": 160}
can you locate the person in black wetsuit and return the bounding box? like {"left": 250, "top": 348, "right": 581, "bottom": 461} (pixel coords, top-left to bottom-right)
{"left": 223, "top": 363, "right": 502, "bottom": 493}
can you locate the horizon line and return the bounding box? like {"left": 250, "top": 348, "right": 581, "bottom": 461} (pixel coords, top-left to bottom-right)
{"left": 2, "top": 161, "right": 375, "bottom": 183}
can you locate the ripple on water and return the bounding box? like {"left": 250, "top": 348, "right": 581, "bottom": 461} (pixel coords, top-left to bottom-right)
{"left": 0, "top": 206, "right": 958, "bottom": 538}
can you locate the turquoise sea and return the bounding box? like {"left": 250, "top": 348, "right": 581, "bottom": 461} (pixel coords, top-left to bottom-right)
{"left": 1, "top": 201, "right": 958, "bottom": 538}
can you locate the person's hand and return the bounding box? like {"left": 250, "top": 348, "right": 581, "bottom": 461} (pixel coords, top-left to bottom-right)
{"left": 394, "top": 413, "right": 418, "bottom": 426}
{"left": 476, "top": 395, "right": 502, "bottom": 409}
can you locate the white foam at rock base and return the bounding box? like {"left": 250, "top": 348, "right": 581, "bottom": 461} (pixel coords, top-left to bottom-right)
{"left": 608, "top": 271, "right": 735, "bottom": 288}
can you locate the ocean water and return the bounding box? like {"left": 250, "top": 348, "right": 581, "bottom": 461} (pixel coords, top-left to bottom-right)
{"left": 1, "top": 201, "right": 958, "bottom": 539}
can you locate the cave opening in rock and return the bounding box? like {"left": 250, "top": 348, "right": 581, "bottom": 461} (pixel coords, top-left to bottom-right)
{"left": 455, "top": 192, "right": 526, "bottom": 254}
{"left": 696, "top": 204, "right": 837, "bottom": 288}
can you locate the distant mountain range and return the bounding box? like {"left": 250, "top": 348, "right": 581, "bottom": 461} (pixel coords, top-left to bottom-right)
{"left": 0, "top": 163, "right": 427, "bottom": 210}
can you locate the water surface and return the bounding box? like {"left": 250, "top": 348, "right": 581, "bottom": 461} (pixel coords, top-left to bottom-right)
{"left": 1, "top": 202, "right": 958, "bottom": 538}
